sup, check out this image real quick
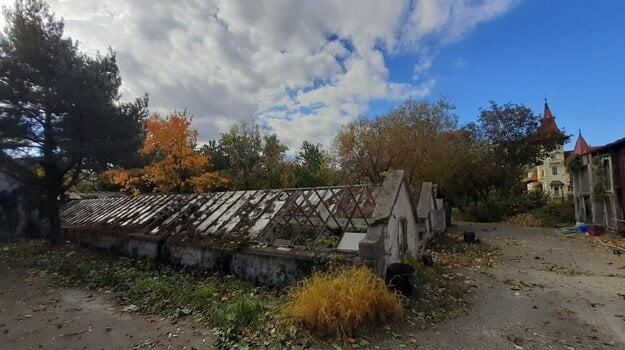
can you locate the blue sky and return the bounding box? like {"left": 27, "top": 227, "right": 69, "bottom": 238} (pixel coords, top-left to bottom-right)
{"left": 1, "top": 0, "right": 622, "bottom": 151}
{"left": 375, "top": 0, "right": 625, "bottom": 149}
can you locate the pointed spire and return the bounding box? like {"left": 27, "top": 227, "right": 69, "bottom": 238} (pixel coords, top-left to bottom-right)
{"left": 543, "top": 98, "right": 554, "bottom": 120}
{"left": 538, "top": 98, "right": 560, "bottom": 138}
{"left": 573, "top": 131, "right": 590, "bottom": 155}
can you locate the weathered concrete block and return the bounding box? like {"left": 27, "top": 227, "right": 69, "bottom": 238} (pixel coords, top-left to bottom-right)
{"left": 432, "top": 209, "right": 446, "bottom": 233}
{"left": 126, "top": 234, "right": 160, "bottom": 259}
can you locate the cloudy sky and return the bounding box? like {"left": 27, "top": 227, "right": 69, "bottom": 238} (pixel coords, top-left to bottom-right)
{"left": 2, "top": 0, "right": 624, "bottom": 151}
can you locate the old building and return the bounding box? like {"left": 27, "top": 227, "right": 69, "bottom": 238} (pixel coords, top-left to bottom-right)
{"left": 524, "top": 100, "right": 572, "bottom": 197}
{"left": 60, "top": 170, "right": 446, "bottom": 285}
{"left": 570, "top": 134, "right": 625, "bottom": 232}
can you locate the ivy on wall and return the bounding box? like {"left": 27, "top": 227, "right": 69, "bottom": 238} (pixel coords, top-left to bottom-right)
{"left": 591, "top": 154, "right": 610, "bottom": 202}
{"left": 564, "top": 155, "right": 582, "bottom": 174}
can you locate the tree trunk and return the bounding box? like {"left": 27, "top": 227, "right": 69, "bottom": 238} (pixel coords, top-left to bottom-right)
{"left": 42, "top": 112, "right": 62, "bottom": 245}
{"left": 47, "top": 188, "right": 62, "bottom": 245}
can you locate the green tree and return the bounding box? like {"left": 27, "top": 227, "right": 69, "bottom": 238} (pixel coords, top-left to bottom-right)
{"left": 218, "top": 122, "right": 262, "bottom": 189}
{"left": 466, "top": 102, "right": 567, "bottom": 201}
{"left": 295, "top": 141, "right": 331, "bottom": 187}
{"left": 259, "top": 134, "right": 289, "bottom": 189}
{"left": 0, "top": 0, "right": 147, "bottom": 244}
{"left": 205, "top": 122, "right": 293, "bottom": 190}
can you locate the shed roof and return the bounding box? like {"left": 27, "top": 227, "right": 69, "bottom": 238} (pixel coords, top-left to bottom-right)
{"left": 61, "top": 184, "right": 380, "bottom": 249}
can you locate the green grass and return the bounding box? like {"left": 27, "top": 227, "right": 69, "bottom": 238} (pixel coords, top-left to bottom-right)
{"left": 0, "top": 240, "right": 284, "bottom": 349}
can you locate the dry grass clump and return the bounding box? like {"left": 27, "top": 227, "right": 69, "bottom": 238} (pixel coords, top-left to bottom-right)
{"left": 283, "top": 266, "right": 402, "bottom": 337}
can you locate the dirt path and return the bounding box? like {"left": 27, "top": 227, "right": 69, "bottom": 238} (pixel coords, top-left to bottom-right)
{"left": 412, "top": 223, "right": 625, "bottom": 350}
{"left": 0, "top": 266, "right": 211, "bottom": 350}
{"left": 2, "top": 224, "right": 624, "bottom": 349}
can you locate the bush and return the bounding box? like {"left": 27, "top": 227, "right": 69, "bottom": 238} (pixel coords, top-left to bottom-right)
{"left": 459, "top": 191, "right": 569, "bottom": 224}
{"left": 507, "top": 197, "right": 575, "bottom": 227}
{"left": 509, "top": 190, "right": 550, "bottom": 214}
{"left": 530, "top": 199, "right": 575, "bottom": 226}
{"left": 465, "top": 201, "right": 508, "bottom": 222}
{"left": 283, "top": 266, "right": 401, "bottom": 337}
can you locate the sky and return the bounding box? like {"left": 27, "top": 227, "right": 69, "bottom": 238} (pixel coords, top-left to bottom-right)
{"left": 1, "top": 0, "right": 623, "bottom": 152}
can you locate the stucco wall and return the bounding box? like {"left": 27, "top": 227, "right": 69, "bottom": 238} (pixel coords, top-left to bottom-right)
{"left": 384, "top": 181, "right": 418, "bottom": 267}
{"left": 538, "top": 145, "right": 572, "bottom": 196}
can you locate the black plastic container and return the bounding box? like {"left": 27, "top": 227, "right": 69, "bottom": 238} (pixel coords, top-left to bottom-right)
{"left": 385, "top": 262, "right": 415, "bottom": 295}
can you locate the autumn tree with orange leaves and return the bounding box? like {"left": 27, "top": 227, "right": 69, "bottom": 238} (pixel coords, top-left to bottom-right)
{"left": 106, "top": 112, "right": 228, "bottom": 194}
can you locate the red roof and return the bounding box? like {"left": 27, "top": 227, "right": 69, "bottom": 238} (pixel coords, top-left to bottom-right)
{"left": 573, "top": 133, "right": 591, "bottom": 155}
{"left": 537, "top": 101, "right": 561, "bottom": 138}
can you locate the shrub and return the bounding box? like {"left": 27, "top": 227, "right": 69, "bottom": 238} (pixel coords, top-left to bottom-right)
{"left": 509, "top": 190, "right": 550, "bottom": 214}
{"left": 209, "top": 294, "right": 265, "bottom": 327}
{"left": 283, "top": 266, "right": 401, "bottom": 337}
{"left": 466, "top": 200, "right": 508, "bottom": 222}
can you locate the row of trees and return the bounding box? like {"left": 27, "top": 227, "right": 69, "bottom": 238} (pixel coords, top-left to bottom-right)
{"left": 101, "top": 114, "right": 334, "bottom": 194}
{"left": 333, "top": 99, "right": 566, "bottom": 213}
{"left": 0, "top": 1, "right": 566, "bottom": 245}
{"left": 99, "top": 98, "right": 563, "bottom": 211}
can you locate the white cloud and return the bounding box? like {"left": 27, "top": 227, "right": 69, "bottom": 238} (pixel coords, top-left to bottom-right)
{"left": 413, "top": 55, "right": 433, "bottom": 79}
{"left": 0, "top": 0, "right": 517, "bottom": 152}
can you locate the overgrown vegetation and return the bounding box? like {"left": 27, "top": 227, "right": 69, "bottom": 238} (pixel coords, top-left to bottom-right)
{"left": 456, "top": 189, "right": 575, "bottom": 226}
{"left": 283, "top": 266, "right": 402, "bottom": 338}
{"left": 0, "top": 238, "right": 492, "bottom": 348}
{"left": 591, "top": 154, "right": 610, "bottom": 202}
{"left": 511, "top": 200, "right": 575, "bottom": 227}
{"left": 0, "top": 241, "right": 296, "bottom": 349}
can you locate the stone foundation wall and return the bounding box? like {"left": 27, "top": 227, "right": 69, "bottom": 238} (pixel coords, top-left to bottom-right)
{"left": 62, "top": 230, "right": 356, "bottom": 286}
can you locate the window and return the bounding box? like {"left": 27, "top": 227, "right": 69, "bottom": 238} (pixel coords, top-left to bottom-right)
{"left": 550, "top": 153, "right": 557, "bottom": 160}
{"left": 551, "top": 166, "right": 558, "bottom": 175}
{"left": 399, "top": 217, "right": 408, "bottom": 254}
{"left": 553, "top": 186, "right": 560, "bottom": 196}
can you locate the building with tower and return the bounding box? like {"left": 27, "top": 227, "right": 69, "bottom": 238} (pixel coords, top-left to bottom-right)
{"left": 524, "top": 100, "right": 571, "bottom": 197}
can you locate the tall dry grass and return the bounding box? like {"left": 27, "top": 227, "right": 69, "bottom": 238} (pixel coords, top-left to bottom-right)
{"left": 283, "top": 266, "right": 402, "bottom": 337}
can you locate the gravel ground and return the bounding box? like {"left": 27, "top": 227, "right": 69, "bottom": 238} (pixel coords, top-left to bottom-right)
{"left": 0, "top": 267, "right": 210, "bottom": 349}
{"left": 410, "top": 222, "right": 625, "bottom": 350}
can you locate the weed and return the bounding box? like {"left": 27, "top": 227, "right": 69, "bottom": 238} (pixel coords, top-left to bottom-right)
{"left": 283, "top": 265, "right": 402, "bottom": 338}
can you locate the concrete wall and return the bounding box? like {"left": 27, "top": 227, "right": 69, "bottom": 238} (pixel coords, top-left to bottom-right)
{"left": 62, "top": 229, "right": 353, "bottom": 286}
{"left": 358, "top": 172, "right": 437, "bottom": 277}
{"left": 384, "top": 181, "right": 419, "bottom": 267}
